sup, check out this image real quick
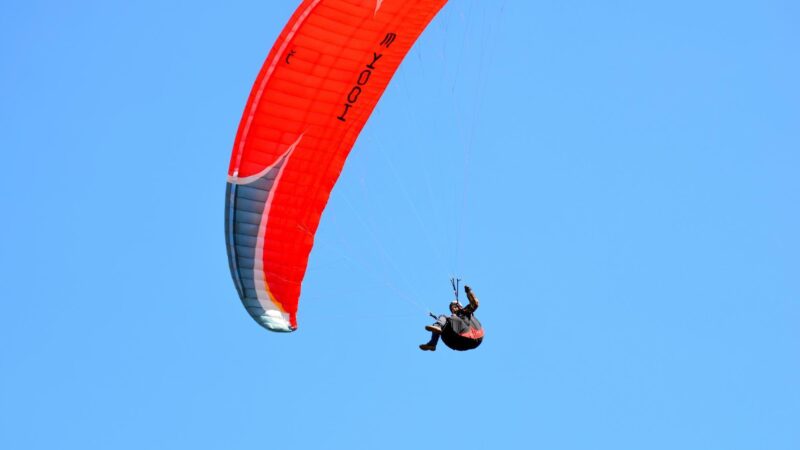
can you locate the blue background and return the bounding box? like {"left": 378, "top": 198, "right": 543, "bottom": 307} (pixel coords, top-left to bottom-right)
{"left": 2, "top": 1, "right": 798, "bottom": 449}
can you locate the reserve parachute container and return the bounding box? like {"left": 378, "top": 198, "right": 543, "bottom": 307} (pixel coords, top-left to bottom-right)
{"left": 225, "top": 0, "right": 448, "bottom": 332}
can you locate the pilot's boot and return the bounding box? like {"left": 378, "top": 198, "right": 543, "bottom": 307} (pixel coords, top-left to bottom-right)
{"left": 425, "top": 324, "right": 442, "bottom": 334}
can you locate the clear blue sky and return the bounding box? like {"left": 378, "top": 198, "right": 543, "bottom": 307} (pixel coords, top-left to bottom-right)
{"left": 2, "top": 1, "right": 798, "bottom": 449}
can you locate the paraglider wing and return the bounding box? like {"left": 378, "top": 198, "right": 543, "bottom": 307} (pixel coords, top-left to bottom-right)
{"left": 225, "top": 0, "right": 448, "bottom": 332}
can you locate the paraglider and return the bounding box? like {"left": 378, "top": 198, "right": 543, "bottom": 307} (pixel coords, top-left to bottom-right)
{"left": 225, "top": 0, "right": 450, "bottom": 332}
{"left": 420, "top": 282, "right": 483, "bottom": 352}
